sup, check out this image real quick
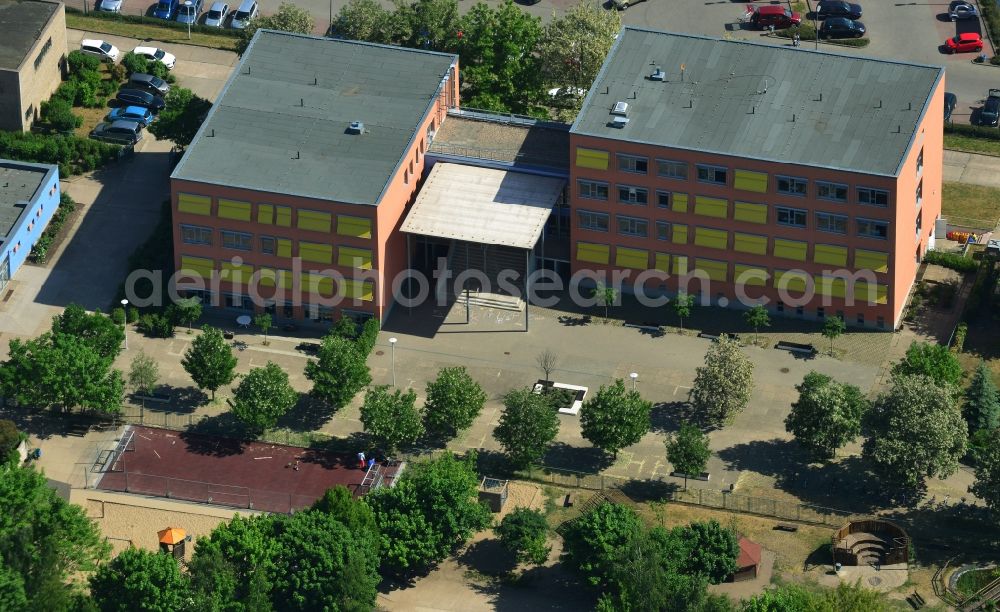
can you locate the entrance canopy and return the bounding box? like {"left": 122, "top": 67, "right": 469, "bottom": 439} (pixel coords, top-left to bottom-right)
{"left": 400, "top": 163, "right": 565, "bottom": 250}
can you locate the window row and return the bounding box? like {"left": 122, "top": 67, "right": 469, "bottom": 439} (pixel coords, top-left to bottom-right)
{"left": 176, "top": 193, "right": 373, "bottom": 239}
{"left": 180, "top": 225, "right": 374, "bottom": 268}
{"left": 177, "top": 256, "right": 375, "bottom": 301}
{"left": 574, "top": 147, "right": 892, "bottom": 206}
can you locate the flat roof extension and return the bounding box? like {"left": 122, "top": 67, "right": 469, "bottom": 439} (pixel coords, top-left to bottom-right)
{"left": 0, "top": 160, "right": 51, "bottom": 240}
{"left": 0, "top": 0, "right": 59, "bottom": 70}
{"left": 572, "top": 28, "right": 944, "bottom": 177}
{"left": 172, "top": 30, "right": 457, "bottom": 206}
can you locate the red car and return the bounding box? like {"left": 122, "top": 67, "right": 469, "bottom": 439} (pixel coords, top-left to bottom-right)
{"left": 945, "top": 32, "right": 984, "bottom": 54}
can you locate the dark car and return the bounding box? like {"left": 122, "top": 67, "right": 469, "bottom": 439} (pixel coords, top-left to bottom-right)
{"left": 819, "top": 17, "right": 866, "bottom": 38}
{"left": 948, "top": 0, "right": 978, "bottom": 20}
{"left": 980, "top": 89, "right": 1000, "bottom": 127}
{"left": 90, "top": 120, "right": 143, "bottom": 144}
{"left": 153, "top": 0, "right": 179, "bottom": 19}
{"left": 128, "top": 73, "right": 170, "bottom": 97}
{"left": 816, "top": 1, "right": 862, "bottom": 20}
{"left": 116, "top": 89, "right": 166, "bottom": 112}
{"left": 944, "top": 92, "right": 957, "bottom": 123}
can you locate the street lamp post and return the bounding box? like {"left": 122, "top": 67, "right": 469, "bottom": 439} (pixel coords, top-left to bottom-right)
{"left": 121, "top": 298, "right": 130, "bottom": 350}
{"left": 629, "top": 372, "right": 638, "bottom": 392}
{"left": 389, "top": 337, "right": 398, "bottom": 387}
{"left": 185, "top": 0, "right": 193, "bottom": 40}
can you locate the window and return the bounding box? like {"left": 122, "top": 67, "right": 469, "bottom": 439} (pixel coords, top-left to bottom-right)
{"left": 857, "top": 313, "right": 865, "bottom": 326}
{"left": 404, "top": 169, "right": 409, "bottom": 184}
{"left": 181, "top": 225, "right": 212, "bottom": 245}
{"left": 656, "top": 191, "right": 671, "bottom": 208}
{"left": 656, "top": 159, "right": 688, "bottom": 180}
{"left": 816, "top": 212, "right": 848, "bottom": 234}
{"left": 777, "top": 176, "right": 807, "bottom": 196}
{"left": 817, "top": 307, "right": 825, "bottom": 319}
{"left": 915, "top": 179, "right": 923, "bottom": 208}
{"left": 857, "top": 187, "right": 889, "bottom": 207}
{"left": 656, "top": 221, "right": 669, "bottom": 241}
{"left": 816, "top": 181, "right": 848, "bottom": 202}
{"left": 33, "top": 37, "right": 52, "bottom": 70}
{"left": 578, "top": 179, "right": 609, "bottom": 200}
{"left": 915, "top": 212, "right": 922, "bottom": 239}
{"left": 696, "top": 165, "right": 727, "bottom": 185}
{"left": 618, "top": 185, "right": 648, "bottom": 205}
{"left": 260, "top": 236, "right": 276, "bottom": 254}
{"left": 877, "top": 316, "right": 885, "bottom": 328}
{"left": 617, "top": 154, "right": 648, "bottom": 174}
{"left": 617, "top": 215, "right": 648, "bottom": 237}
{"left": 776, "top": 301, "right": 784, "bottom": 313}
{"left": 796, "top": 306, "right": 804, "bottom": 316}
{"left": 857, "top": 218, "right": 889, "bottom": 239}
{"left": 221, "top": 230, "right": 252, "bottom": 251}
{"left": 578, "top": 210, "right": 609, "bottom": 232}
{"left": 917, "top": 148, "right": 923, "bottom": 174}
{"left": 776, "top": 206, "right": 807, "bottom": 228}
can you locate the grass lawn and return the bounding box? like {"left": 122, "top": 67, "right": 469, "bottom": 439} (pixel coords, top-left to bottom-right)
{"left": 945, "top": 133, "right": 1000, "bottom": 156}
{"left": 941, "top": 181, "right": 1000, "bottom": 228}
{"left": 66, "top": 13, "right": 239, "bottom": 51}
{"left": 955, "top": 567, "right": 1000, "bottom": 597}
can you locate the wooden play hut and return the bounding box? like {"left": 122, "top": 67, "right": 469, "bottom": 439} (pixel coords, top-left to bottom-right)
{"left": 478, "top": 477, "right": 509, "bottom": 512}
{"left": 158, "top": 527, "right": 187, "bottom": 559}
{"left": 732, "top": 537, "right": 762, "bottom": 582}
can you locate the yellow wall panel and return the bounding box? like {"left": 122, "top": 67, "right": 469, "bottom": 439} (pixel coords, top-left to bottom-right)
{"left": 814, "top": 244, "right": 848, "bottom": 266}
{"left": 338, "top": 246, "right": 373, "bottom": 269}
{"left": 773, "top": 239, "right": 807, "bottom": 261}
{"left": 855, "top": 281, "right": 888, "bottom": 304}
{"left": 733, "top": 233, "right": 767, "bottom": 255}
{"left": 275, "top": 206, "right": 292, "bottom": 227}
{"left": 673, "top": 255, "right": 688, "bottom": 276}
{"left": 694, "top": 197, "right": 727, "bottom": 218}
{"left": 178, "top": 194, "right": 211, "bottom": 216}
{"left": 815, "top": 276, "right": 847, "bottom": 298}
{"left": 278, "top": 270, "right": 293, "bottom": 288}
{"left": 855, "top": 250, "right": 889, "bottom": 273}
{"left": 734, "top": 170, "right": 768, "bottom": 193}
{"left": 733, "top": 201, "right": 767, "bottom": 224}
{"left": 342, "top": 280, "right": 374, "bottom": 301}
{"left": 304, "top": 273, "right": 334, "bottom": 295}
{"left": 297, "top": 210, "right": 332, "bottom": 233}
{"left": 220, "top": 262, "right": 253, "bottom": 282}
{"left": 672, "top": 193, "right": 688, "bottom": 213}
{"left": 257, "top": 268, "right": 276, "bottom": 288}
{"left": 179, "top": 255, "right": 213, "bottom": 278}
{"left": 694, "top": 259, "right": 728, "bottom": 282}
{"left": 654, "top": 253, "right": 670, "bottom": 272}
{"left": 734, "top": 264, "right": 767, "bottom": 286}
{"left": 774, "top": 270, "right": 808, "bottom": 292}
{"left": 217, "top": 199, "right": 252, "bottom": 222}
{"left": 276, "top": 239, "right": 292, "bottom": 258}
{"left": 575, "top": 147, "right": 610, "bottom": 170}
{"left": 576, "top": 242, "right": 610, "bottom": 264}
{"left": 615, "top": 247, "right": 648, "bottom": 270}
{"left": 257, "top": 204, "right": 274, "bottom": 224}
{"left": 694, "top": 227, "right": 727, "bottom": 250}
{"left": 672, "top": 224, "right": 688, "bottom": 244}
{"left": 337, "top": 215, "right": 373, "bottom": 239}
{"left": 299, "top": 242, "right": 333, "bottom": 264}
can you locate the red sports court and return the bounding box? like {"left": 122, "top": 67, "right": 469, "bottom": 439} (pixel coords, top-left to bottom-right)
{"left": 95, "top": 426, "right": 404, "bottom": 513}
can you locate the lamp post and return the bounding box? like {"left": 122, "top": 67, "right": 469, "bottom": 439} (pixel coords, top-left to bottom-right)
{"left": 185, "top": 0, "right": 193, "bottom": 40}
{"left": 629, "top": 372, "right": 638, "bottom": 392}
{"left": 121, "top": 298, "right": 129, "bottom": 350}
{"left": 389, "top": 337, "right": 398, "bottom": 387}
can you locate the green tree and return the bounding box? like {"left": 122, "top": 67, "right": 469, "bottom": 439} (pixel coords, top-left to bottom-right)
{"left": 237, "top": 1, "right": 316, "bottom": 55}
{"left": 821, "top": 316, "right": 845, "bottom": 356}
{"left": 121, "top": 51, "right": 149, "bottom": 76}
{"left": 673, "top": 520, "right": 739, "bottom": 584}
{"left": 689, "top": 335, "right": 754, "bottom": 427}
{"left": 391, "top": 0, "right": 461, "bottom": 52}
{"left": 333, "top": 0, "right": 395, "bottom": 42}
{"left": 311, "top": 485, "right": 379, "bottom": 541}
{"left": 592, "top": 282, "right": 618, "bottom": 320}
{"left": 254, "top": 312, "right": 273, "bottom": 345}
{"left": 0, "top": 420, "right": 23, "bottom": 467}
{"left": 305, "top": 333, "right": 371, "bottom": 408}
{"left": 495, "top": 507, "right": 550, "bottom": 565}
{"left": 673, "top": 292, "right": 695, "bottom": 330}
{"left": 39, "top": 98, "right": 81, "bottom": 133}
{"left": 972, "top": 429, "right": 1000, "bottom": 512}
{"left": 743, "top": 305, "right": 770, "bottom": 344}
{"left": 173, "top": 296, "right": 203, "bottom": 330}
{"left": 181, "top": 326, "right": 237, "bottom": 400}
{"left": 493, "top": 387, "right": 560, "bottom": 468}
{"left": 0, "top": 465, "right": 110, "bottom": 608}
{"left": 52, "top": 303, "right": 124, "bottom": 360}
{"left": 127, "top": 349, "right": 160, "bottom": 396}
{"left": 863, "top": 374, "right": 967, "bottom": 490}
{"left": 560, "top": 501, "right": 642, "bottom": 587}
{"left": 360, "top": 385, "right": 424, "bottom": 454}
{"left": 89, "top": 548, "right": 188, "bottom": 612}
{"left": 147, "top": 87, "right": 212, "bottom": 148}
{"left": 229, "top": 362, "right": 298, "bottom": 433}
{"left": 666, "top": 422, "right": 711, "bottom": 490}
{"left": 67, "top": 49, "right": 102, "bottom": 75}
{"left": 741, "top": 582, "right": 890, "bottom": 612}
{"left": 187, "top": 514, "right": 281, "bottom": 610}
{"left": 580, "top": 379, "right": 651, "bottom": 458}
{"left": 423, "top": 366, "right": 487, "bottom": 440}
{"left": 367, "top": 452, "right": 490, "bottom": 575}
{"left": 892, "top": 341, "right": 963, "bottom": 389}
{"left": 0, "top": 565, "right": 27, "bottom": 612}
{"left": 964, "top": 361, "right": 1000, "bottom": 433}
{"left": 785, "top": 372, "right": 868, "bottom": 461}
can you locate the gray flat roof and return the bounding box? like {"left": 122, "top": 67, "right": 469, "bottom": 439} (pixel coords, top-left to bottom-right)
{"left": 0, "top": 161, "right": 49, "bottom": 239}
{"left": 430, "top": 114, "right": 570, "bottom": 172}
{"left": 171, "top": 30, "right": 457, "bottom": 206}
{"left": 0, "top": 0, "right": 59, "bottom": 70}
{"left": 572, "top": 28, "right": 944, "bottom": 177}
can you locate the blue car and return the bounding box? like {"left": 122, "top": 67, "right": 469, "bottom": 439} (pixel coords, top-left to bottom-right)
{"left": 176, "top": 0, "right": 203, "bottom": 24}
{"left": 153, "top": 0, "right": 179, "bottom": 20}
{"left": 107, "top": 105, "right": 154, "bottom": 127}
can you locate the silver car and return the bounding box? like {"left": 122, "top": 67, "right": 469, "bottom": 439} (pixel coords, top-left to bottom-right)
{"left": 98, "top": 0, "right": 123, "bottom": 12}
{"left": 204, "top": 1, "right": 229, "bottom": 26}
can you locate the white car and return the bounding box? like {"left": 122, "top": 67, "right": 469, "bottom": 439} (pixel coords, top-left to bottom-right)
{"left": 132, "top": 46, "right": 176, "bottom": 70}
{"left": 80, "top": 39, "right": 120, "bottom": 62}
{"left": 98, "top": 0, "right": 123, "bottom": 12}
{"left": 204, "top": 1, "right": 229, "bottom": 26}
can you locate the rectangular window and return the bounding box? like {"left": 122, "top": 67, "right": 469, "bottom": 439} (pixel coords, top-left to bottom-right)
{"left": 656, "top": 221, "right": 669, "bottom": 241}
{"left": 696, "top": 164, "right": 727, "bottom": 185}
{"left": 917, "top": 148, "right": 924, "bottom": 174}
{"left": 855, "top": 249, "right": 889, "bottom": 273}
{"left": 816, "top": 181, "right": 848, "bottom": 202}
{"left": 656, "top": 159, "right": 688, "bottom": 180}
{"left": 179, "top": 256, "right": 214, "bottom": 279}
{"left": 276, "top": 239, "right": 292, "bottom": 258}
{"left": 857, "top": 187, "right": 889, "bottom": 208}
{"left": 617, "top": 215, "right": 648, "bottom": 237}
{"left": 617, "top": 154, "right": 648, "bottom": 174}
{"left": 813, "top": 244, "right": 848, "bottom": 266}
{"left": 578, "top": 179, "right": 609, "bottom": 201}
{"left": 915, "top": 179, "right": 923, "bottom": 208}
{"left": 180, "top": 225, "right": 212, "bottom": 245}
{"left": 618, "top": 185, "right": 648, "bottom": 205}
{"left": 258, "top": 204, "right": 274, "bottom": 224}
{"left": 34, "top": 37, "right": 52, "bottom": 70}
{"left": 656, "top": 191, "right": 671, "bottom": 209}
{"left": 857, "top": 218, "right": 889, "bottom": 240}
{"left": 694, "top": 259, "right": 728, "bottom": 282}
{"left": 776, "top": 176, "right": 807, "bottom": 196}
{"left": 578, "top": 210, "right": 609, "bottom": 232}
{"left": 221, "top": 230, "right": 252, "bottom": 251}
{"left": 816, "top": 212, "right": 848, "bottom": 234}
{"left": 776, "top": 207, "right": 807, "bottom": 228}
{"left": 260, "top": 236, "right": 276, "bottom": 255}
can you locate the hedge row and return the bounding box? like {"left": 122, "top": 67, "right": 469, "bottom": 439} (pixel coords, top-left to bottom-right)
{"left": 923, "top": 249, "right": 980, "bottom": 273}
{"left": 66, "top": 6, "right": 240, "bottom": 37}
{"left": 29, "top": 193, "right": 78, "bottom": 264}
{"left": 0, "top": 131, "right": 120, "bottom": 177}
{"left": 945, "top": 122, "right": 1000, "bottom": 141}
{"left": 775, "top": 24, "right": 870, "bottom": 48}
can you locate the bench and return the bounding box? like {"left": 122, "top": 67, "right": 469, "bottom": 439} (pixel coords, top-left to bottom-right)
{"left": 564, "top": 494, "right": 574, "bottom": 508}
{"left": 774, "top": 523, "right": 799, "bottom": 532}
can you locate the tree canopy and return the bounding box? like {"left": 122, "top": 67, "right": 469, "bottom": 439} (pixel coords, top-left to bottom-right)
{"left": 560, "top": 501, "right": 643, "bottom": 587}
{"left": 147, "top": 87, "right": 212, "bottom": 148}
{"left": 236, "top": 2, "right": 315, "bottom": 54}
{"left": 51, "top": 303, "right": 124, "bottom": 360}
{"left": 423, "top": 366, "right": 487, "bottom": 440}
{"left": 666, "top": 422, "right": 712, "bottom": 489}
{"left": 891, "top": 341, "right": 963, "bottom": 389}
{"left": 740, "top": 582, "right": 891, "bottom": 612}
{"left": 971, "top": 428, "right": 1000, "bottom": 512}
{"left": 689, "top": 335, "right": 754, "bottom": 426}
{"left": 360, "top": 385, "right": 424, "bottom": 454}
{"left": 964, "top": 361, "right": 1000, "bottom": 433}
{"left": 304, "top": 333, "right": 371, "bottom": 409}
{"left": 495, "top": 507, "right": 550, "bottom": 565}
{"left": 580, "top": 379, "right": 651, "bottom": 458}
{"left": 89, "top": 548, "right": 188, "bottom": 612}
{"left": 785, "top": 372, "right": 867, "bottom": 461}
{"left": 181, "top": 326, "right": 237, "bottom": 400}
{"left": 229, "top": 362, "right": 298, "bottom": 433}
{"left": 493, "top": 387, "right": 560, "bottom": 468}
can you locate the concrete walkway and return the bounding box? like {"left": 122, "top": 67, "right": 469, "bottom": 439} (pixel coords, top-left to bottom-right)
{"left": 944, "top": 149, "right": 1000, "bottom": 189}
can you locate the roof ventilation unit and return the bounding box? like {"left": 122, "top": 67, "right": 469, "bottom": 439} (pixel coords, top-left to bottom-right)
{"left": 610, "top": 116, "right": 630, "bottom": 129}
{"left": 347, "top": 121, "right": 365, "bottom": 135}
{"left": 650, "top": 67, "right": 665, "bottom": 81}
{"left": 611, "top": 101, "right": 629, "bottom": 116}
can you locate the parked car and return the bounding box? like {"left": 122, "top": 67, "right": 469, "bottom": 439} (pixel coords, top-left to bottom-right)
{"left": 818, "top": 17, "right": 866, "bottom": 38}
{"left": 98, "top": 0, "right": 122, "bottom": 12}
{"left": 107, "top": 105, "right": 155, "bottom": 127}
{"left": 750, "top": 5, "right": 801, "bottom": 29}
{"left": 128, "top": 73, "right": 171, "bottom": 96}
{"left": 131, "top": 46, "right": 176, "bottom": 70}
{"left": 80, "top": 39, "right": 120, "bottom": 62}
{"left": 610, "top": 0, "right": 646, "bottom": 10}
{"left": 944, "top": 92, "right": 957, "bottom": 123}
{"left": 979, "top": 89, "right": 1000, "bottom": 126}
{"left": 116, "top": 89, "right": 166, "bottom": 112}
{"left": 948, "top": 0, "right": 978, "bottom": 20}
{"left": 816, "top": 1, "right": 862, "bottom": 20}
{"left": 945, "top": 32, "right": 984, "bottom": 53}
{"left": 90, "top": 120, "right": 143, "bottom": 145}
{"left": 230, "top": 0, "right": 258, "bottom": 29}
{"left": 176, "top": 0, "right": 203, "bottom": 24}
{"left": 153, "top": 0, "right": 179, "bottom": 20}
{"left": 204, "top": 1, "right": 229, "bottom": 26}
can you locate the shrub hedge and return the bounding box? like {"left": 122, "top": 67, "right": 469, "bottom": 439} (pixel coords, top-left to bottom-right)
{"left": 0, "top": 132, "right": 120, "bottom": 177}
{"left": 923, "top": 249, "right": 979, "bottom": 273}
{"left": 945, "top": 122, "right": 1000, "bottom": 140}
{"left": 29, "top": 192, "right": 78, "bottom": 264}
{"left": 66, "top": 6, "right": 240, "bottom": 37}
